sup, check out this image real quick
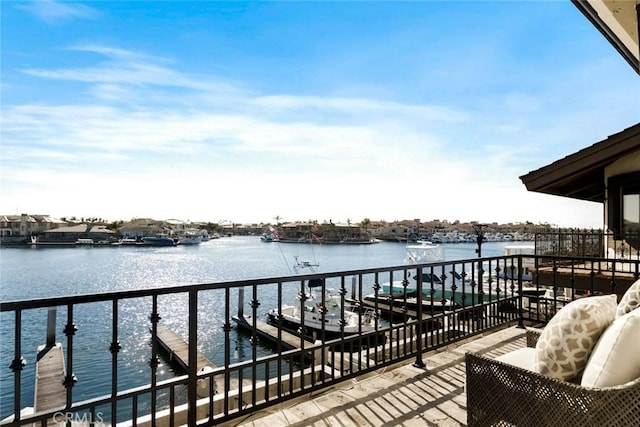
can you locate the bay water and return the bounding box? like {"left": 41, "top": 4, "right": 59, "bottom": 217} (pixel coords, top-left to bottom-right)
{"left": 0, "top": 237, "right": 515, "bottom": 420}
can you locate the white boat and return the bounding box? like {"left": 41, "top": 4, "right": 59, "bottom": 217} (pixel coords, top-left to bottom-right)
{"left": 261, "top": 227, "right": 280, "bottom": 243}
{"left": 500, "top": 245, "right": 535, "bottom": 281}
{"left": 266, "top": 280, "right": 379, "bottom": 339}
{"left": 365, "top": 240, "right": 461, "bottom": 312}
{"left": 403, "top": 240, "right": 445, "bottom": 264}
{"left": 178, "top": 231, "right": 203, "bottom": 245}
{"left": 119, "top": 237, "right": 140, "bottom": 246}
{"left": 382, "top": 240, "right": 446, "bottom": 294}
{"left": 260, "top": 232, "right": 275, "bottom": 242}
{"left": 267, "top": 236, "right": 380, "bottom": 341}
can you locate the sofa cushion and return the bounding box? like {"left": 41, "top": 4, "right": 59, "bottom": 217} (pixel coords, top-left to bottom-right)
{"left": 535, "top": 294, "right": 617, "bottom": 381}
{"left": 495, "top": 347, "right": 536, "bottom": 371}
{"left": 581, "top": 308, "right": 640, "bottom": 388}
{"left": 616, "top": 278, "right": 640, "bottom": 318}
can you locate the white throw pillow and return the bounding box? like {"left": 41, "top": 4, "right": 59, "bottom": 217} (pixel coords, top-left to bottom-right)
{"left": 581, "top": 308, "right": 640, "bottom": 388}
{"left": 616, "top": 278, "right": 640, "bottom": 318}
{"left": 535, "top": 294, "right": 617, "bottom": 381}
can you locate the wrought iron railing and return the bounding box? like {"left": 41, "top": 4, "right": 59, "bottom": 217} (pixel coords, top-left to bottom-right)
{"left": 1, "top": 254, "right": 638, "bottom": 426}
{"left": 535, "top": 229, "right": 640, "bottom": 260}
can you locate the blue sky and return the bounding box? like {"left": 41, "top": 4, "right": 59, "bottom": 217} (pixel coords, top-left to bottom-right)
{"left": 1, "top": 1, "right": 638, "bottom": 227}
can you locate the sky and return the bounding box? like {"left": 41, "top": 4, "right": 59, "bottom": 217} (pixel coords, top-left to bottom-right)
{"left": 1, "top": 1, "right": 638, "bottom": 228}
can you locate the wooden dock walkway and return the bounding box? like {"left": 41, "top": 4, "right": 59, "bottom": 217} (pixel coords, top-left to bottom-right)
{"left": 232, "top": 315, "right": 313, "bottom": 349}
{"left": 155, "top": 325, "right": 238, "bottom": 396}
{"left": 34, "top": 343, "right": 66, "bottom": 413}
{"left": 361, "top": 298, "right": 437, "bottom": 320}
{"left": 156, "top": 326, "right": 214, "bottom": 373}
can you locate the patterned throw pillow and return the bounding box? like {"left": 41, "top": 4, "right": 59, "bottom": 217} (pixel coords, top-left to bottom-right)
{"left": 616, "top": 278, "right": 640, "bottom": 318}
{"left": 535, "top": 294, "right": 617, "bottom": 381}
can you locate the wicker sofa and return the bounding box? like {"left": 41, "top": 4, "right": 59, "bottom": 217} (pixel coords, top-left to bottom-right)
{"left": 465, "top": 329, "right": 640, "bottom": 427}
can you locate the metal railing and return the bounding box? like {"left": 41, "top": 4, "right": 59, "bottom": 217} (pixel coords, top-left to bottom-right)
{"left": 1, "top": 254, "right": 638, "bottom": 426}
{"left": 535, "top": 229, "right": 640, "bottom": 260}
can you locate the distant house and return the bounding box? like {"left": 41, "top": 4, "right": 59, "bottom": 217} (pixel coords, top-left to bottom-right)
{"left": 37, "top": 223, "right": 89, "bottom": 244}
{"left": 165, "top": 219, "right": 189, "bottom": 234}
{"left": 0, "top": 214, "right": 66, "bottom": 244}
{"left": 278, "top": 221, "right": 373, "bottom": 243}
{"left": 87, "top": 225, "right": 116, "bottom": 243}
{"left": 34, "top": 223, "right": 112, "bottom": 244}
{"left": 118, "top": 218, "right": 172, "bottom": 238}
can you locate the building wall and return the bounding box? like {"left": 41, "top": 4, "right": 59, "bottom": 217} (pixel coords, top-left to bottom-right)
{"left": 604, "top": 148, "right": 640, "bottom": 255}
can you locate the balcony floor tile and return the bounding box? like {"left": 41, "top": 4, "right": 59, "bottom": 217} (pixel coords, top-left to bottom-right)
{"left": 234, "top": 325, "right": 528, "bottom": 427}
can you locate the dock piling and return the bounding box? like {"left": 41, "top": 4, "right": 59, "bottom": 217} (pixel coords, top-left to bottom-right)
{"left": 238, "top": 287, "right": 245, "bottom": 318}
{"left": 46, "top": 308, "right": 56, "bottom": 348}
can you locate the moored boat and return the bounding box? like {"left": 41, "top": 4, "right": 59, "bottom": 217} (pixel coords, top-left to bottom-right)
{"left": 260, "top": 232, "right": 275, "bottom": 242}
{"left": 266, "top": 280, "right": 379, "bottom": 341}
{"left": 142, "top": 235, "right": 176, "bottom": 246}
{"left": 178, "top": 231, "right": 203, "bottom": 245}
{"left": 364, "top": 240, "right": 461, "bottom": 312}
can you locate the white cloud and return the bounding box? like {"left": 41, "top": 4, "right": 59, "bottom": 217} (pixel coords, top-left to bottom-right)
{"left": 0, "top": 44, "right": 614, "bottom": 227}
{"left": 18, "top": 0, "right": 97, "bottom": 24}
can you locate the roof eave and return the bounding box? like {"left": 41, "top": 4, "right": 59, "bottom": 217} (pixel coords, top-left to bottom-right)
{"left": 571, "top": 0, "right": 640, "bottom": 75}
{"left": 520, "top": 123, "right": 640, "bottom": 202}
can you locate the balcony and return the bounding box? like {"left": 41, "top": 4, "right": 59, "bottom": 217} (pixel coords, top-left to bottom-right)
{"left": 1, "top": 253, "right": 638, "bottom": 426}
{"left": 533, "top": 230, "right": 640, "bottom": 295}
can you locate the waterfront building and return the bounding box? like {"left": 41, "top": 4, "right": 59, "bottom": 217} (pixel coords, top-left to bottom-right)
{"left": 32, "top": 223, "right": 115, "bottom": 244}
{"left": 118, "top": 218, "right": 173, "bottom": 239}
{"left": 277, "top": 220, "right": 374, "bottom": 243}
{"left": 0, "top": 214, "right": 66, "bottom": 244}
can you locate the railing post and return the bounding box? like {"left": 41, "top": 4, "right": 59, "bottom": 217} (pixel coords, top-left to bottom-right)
{"left": 351, "top": 276, "right": 356, "bottom": 300}
{"left": 188, "top": 289, "right": 198, "bottom": 427}
{"left": 516, "top": 256, "right": 525, "bottom": 329}
{"left": 412, "top": 268, "right": 426, "bottom": 369}
{"left": 10, "top": 310, "right": 26, "bottom": 423}
{"left": 63, "top": 304, "right": 78, "bottom": 407}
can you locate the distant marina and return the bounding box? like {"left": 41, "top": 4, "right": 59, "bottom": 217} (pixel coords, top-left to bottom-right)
{"left": 1, "top": 213, "right": 543, "bottom": 247}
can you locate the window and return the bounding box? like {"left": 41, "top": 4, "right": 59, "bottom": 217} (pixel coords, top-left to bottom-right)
{"left": 609, "top": 171, "right": 640, "bottom": 250}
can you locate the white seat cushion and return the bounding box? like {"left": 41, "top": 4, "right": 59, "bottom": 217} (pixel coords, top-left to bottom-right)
{"left": 535, "top": 294, "right": 617, "bottom": 381}
{"left": 495, "top": 347, "right": 536, "bottom": 371}
{"left": 581, "top": 308, "right": 640, "bottom": 388}
{"left": 616, "top": 278, "right": 640, "bottom": 318}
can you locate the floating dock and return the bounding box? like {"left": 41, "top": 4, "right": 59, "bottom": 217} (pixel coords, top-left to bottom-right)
{"left": 34, "top": 343, "right": 66, "bottom": 413}
{"left": 361, "top": 298, "right": 437, "bottom": 320}
{"left": 156, "top": 326, "right": 215, "bottom": 372}
{"left": 154, "top": 325, "right": 236, "bottom": 396}
{"left": 232, "top": 315, "right": 313, "bottom": 349}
